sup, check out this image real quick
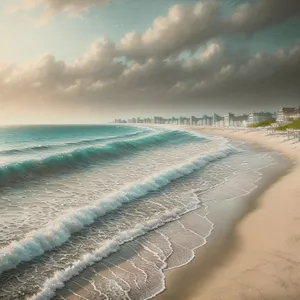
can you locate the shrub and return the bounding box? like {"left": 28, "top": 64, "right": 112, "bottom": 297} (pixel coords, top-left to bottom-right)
{"left": 274, "top": 119, "right": 300, "bottom": 131}
{"left": 249, "top": 120, "right": 274, "bottom": 128}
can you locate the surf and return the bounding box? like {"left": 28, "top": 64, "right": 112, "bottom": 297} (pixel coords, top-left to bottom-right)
{"left": 0, "top": 145, "right": 238, "bottom": 276}
{"left": 0, "top": 129, "right": 152, "bottom": 155}
{"left": 29, "top": 208, "right": 183, "bottom": 300}
{"left": 0, "top": 130, "right": 204, "bottom": 186}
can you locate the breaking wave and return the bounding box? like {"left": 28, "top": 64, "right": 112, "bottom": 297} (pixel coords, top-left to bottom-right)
{"left": 0, "top": 145, "right": 237, "bottom": 276}
{"left": 0, "top": 130, "right": 203, "bottom": 186}
{"left": 0, "top": 129, "right": 153, "bottom": 155}
{"left": 29, "top": 209, "right": 182, "bottom": 300}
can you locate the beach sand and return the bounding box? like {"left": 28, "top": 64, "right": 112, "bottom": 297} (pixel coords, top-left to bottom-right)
{"left": 155, "top": 127, "right": 300, "bottom": 300}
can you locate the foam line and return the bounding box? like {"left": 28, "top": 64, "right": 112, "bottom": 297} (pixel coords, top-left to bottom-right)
{"left": 0, "top": 129, "right": 152, "bottom": 155}
{"left": 0, "top": 130, "right": 203, "bottom": 186}
{"left": 0, "top": 145, "right": 237, "bottom": 276}
{"left": 29, "top": 209, "right": 182, "bottom": 300}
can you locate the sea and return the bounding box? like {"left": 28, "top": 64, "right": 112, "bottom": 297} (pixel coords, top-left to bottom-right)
{"left": 0, "top": 125, "right": 284, "bottom": 300}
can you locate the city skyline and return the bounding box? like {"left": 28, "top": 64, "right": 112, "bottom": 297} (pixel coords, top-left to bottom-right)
{"left": 114, "top": 107, "right": 300, "bottom": 127}
{"left": 113, "top": 112, "right": 266, "bottom": 126}
{"left": 1, "top": 0, "right": 300, "bottom": 124}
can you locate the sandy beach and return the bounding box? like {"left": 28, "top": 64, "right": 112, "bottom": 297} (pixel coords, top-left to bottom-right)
{"left": 156, "top": 127, "right": 300, "bottom": 300}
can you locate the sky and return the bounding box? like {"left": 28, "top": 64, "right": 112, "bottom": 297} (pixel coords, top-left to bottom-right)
{"left": 0, "top": 0, "right": 300, "bottom": 124}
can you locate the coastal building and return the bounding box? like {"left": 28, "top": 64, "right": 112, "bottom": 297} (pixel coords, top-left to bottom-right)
{"left": 248, "top": 112, "right": 275, "bottom": 125}
{"left": 242, "top": 120, "right": 248, "bottom": 127}
{"left": 114, "top": 118, "right": 127, "bottom": 123}
{"left": 202, "top": 115, "right": 213, "bottom": 126}
{"left": 196, "top": 118, "right": 202, "bottom": 126}
{"left": 237, "top": 115, "right": 249, "bottom": 127}
{"left": 213, "top": 113, "right": 223, "bottom": 126}
{"left": 293, "top": 107, "right": 300, "bottom": 119}
{"left": 224, "top": 113, "right": 248, "bottom": 127}
{"left": 127, "top": 117, "right": 137, "bottom": 123}
{"left": 116, "top": 110, "right": 282, "bottom": 127}
{"left": 190, "top": 116, "right": 198, "bottom": 126}
{"left": 179, "top": 117, "right": 190, "bottom": 125}
{"left": 154, "top": 116, "right": 168, "bottom": 124}
{"left": 170, "top": 117, "right": 179, "bottom": 124}
{"left": 214, "top": 119, "right": 224, "bottom": 127}
{"left": 276, "top": 107, "right": 296, "bottom": 124}
{"left": 224, "top": 113, "right": 235, "bottom": 127}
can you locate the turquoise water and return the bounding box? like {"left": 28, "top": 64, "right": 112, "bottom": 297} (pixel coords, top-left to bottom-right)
{"left": 0, "top": 125, "right": 275, "bottom": 300}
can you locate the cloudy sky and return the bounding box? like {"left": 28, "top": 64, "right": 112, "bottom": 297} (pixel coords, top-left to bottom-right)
{"left": 1, "top": 0, "right": 300, "bottom": 124}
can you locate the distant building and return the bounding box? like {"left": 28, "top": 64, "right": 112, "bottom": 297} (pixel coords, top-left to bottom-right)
{"left": 235, "top": 114, "right": 248, "bottom": 123}
{"left": 169, "top": 117, "right": 179, "bottom": 124}
{"left": 179, "top": 116, "right": 190, "bottom": 125}
{"left": 248, "top": 112, "right": 275, "bottom": 125}
{"left": 154, "top": 116, "right": 165, "bottom": 124}
{"left": 190, "top": 116, "right": 198, "bottom": 126}
{"left": 233, "top": 115, "right": 248, "bottom": 127}
{"left": 214, "top": 119, "right": 224, "bottom": 127}
{"left": 224, "top": 113, "right": 248, "bottom": 127}
{"left": 201, "top": 115, "right": 212, "bottom": 126}
{"left": 127, "top": 118, "right": 137, "bottom": 123}
{"left": 213, "top": 113, "right": 223, "bottom": 126}
{"left": 195, "top": 119, "right": 201, "bottom": 126}
{"left": 224, "top": 113, "right": 235, "bottom": 127}
{"left": 276, "top": 107, "right": 296, "bottom": 124}
{"left": 293, "top": 107, "right": 300, "bottom": 120}
{"left": 114, "top": 119, "right": 127, "bottom": 123}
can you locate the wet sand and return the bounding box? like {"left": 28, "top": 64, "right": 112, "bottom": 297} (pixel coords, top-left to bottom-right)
{"left": 155, "top": 127, "right": 300, "bottom": 300}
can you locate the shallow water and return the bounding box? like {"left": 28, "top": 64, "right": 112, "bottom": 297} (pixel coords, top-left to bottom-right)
{"left": 0, "top": 125, "right": 278, "bottom": 300}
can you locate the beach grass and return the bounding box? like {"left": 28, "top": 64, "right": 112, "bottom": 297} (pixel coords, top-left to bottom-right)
{"left": 248, "top": 120, "right": 274, "bottom": 128}
{"left": 274, "top": 118, "right": 300, "bottom": 131}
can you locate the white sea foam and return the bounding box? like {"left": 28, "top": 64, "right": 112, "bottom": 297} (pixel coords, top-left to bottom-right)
{"left": 29, "top": 209, "right": 182, "bottom": 300}
{"left": 0, "top": 145, "right": 237, "bottom": 276}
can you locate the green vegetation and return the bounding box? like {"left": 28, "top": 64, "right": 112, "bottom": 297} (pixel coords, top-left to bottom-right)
{"left": 275, "top": 119, "right": 300, "bottom": 131}
{"left": 249, "top": 120, "right": 274, "bottom": 128}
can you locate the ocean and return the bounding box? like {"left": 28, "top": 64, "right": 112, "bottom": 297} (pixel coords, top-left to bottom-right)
{"left": 0, "top": 125, "right": 278, "bottom": 300}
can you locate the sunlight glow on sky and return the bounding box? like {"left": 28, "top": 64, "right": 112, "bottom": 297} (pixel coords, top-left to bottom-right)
{"left": 0, "top": 0, "right": 300, "bottom": 124}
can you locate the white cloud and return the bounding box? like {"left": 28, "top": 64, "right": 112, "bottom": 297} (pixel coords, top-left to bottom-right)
{"left": 2, "top": 0, "right": 300, "bottom": 122}
{"left": 2, "top": 41, "right": 299, "bottom": 108}
{"left": 69, "top": 38, "right": 125, "bottom": 82}
{"left": 119, "top": 1, "right": 222, "bottom": 61}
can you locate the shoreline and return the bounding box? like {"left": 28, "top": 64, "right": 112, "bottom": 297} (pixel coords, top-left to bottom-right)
{"left": 155, "top": 126, "right": 300, "bottom": 300}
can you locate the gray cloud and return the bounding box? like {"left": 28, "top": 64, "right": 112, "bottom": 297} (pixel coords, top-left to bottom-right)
{"left": 119, "top": 1, "right": 222, "bottom": 61}
{"left": 8, "top": 0, "right": 109, "bottom": 24}
{"left": 2, "top": 0, "right": 300, "bottom": 123}
{"left": 170, "top": 44, "right": 300, "bottom": 109}
{"left": 118, "top": 0, "right": 300, "bottom": 61}
{"left": 228, "top": 0, "right": 300, "bottom": 34}
{"left": 1, "top": 40, "right": 300, "bottom": 113}
{"left": 69, "top": 38, "right": 125, "bottom": 82}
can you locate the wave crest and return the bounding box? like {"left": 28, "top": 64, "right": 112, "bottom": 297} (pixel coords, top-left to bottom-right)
{"left": 0, "top": 129, "right": 152, "bottom": 155}
{"left": 0, "top": 130, "right": 203, "bottom": 186}
{"left": 0, "top": 145, "right": 237, "bottom": 276}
